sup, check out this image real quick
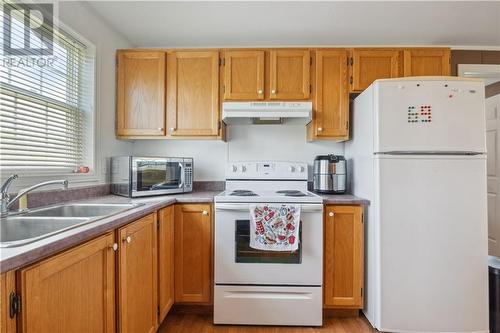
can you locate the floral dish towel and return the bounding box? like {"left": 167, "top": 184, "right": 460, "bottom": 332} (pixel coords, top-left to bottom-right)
{"left": 249, "top": 204, "right": 300, "bottom": 252}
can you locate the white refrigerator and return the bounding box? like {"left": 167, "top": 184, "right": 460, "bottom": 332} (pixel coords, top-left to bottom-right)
{"left": 345, "top": 77, "right": 489, "bottom": 333}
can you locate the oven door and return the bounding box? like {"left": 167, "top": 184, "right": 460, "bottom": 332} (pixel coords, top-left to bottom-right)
{"left": 215, "top": 203, "right": 323, "bottom": 286}
{"left": 132, "top": 157, "right": 185, "bottom": 196}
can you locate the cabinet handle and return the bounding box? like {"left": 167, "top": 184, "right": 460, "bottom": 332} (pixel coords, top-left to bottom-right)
{"left": 317, "top": 127, "right": 323, "bottom": 132}
{"left": 202, "top": 210, "right": 209, "bottom": 216}
{"left": 110, "top": 243, "right": 118, "bottom": 251}
{"left": 158, "top": 127, "right": 164, "bottom": 131}
{"left": 328, "top": 212, "right": 334, "bottom": 217}
{"left": 170, "top": 127, "right": 176, "bottom": 132}
{"left": 123, "top": 236, "right": 132, "bottom": 243}
{"left": 258, "top": 89, "right": 263, "bottom": 94}
{"left": 271, "top": 89, "right": 276, "bottom": 94}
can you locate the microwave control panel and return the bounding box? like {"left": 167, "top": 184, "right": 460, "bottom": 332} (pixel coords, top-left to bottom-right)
{"left": 407, "top": 105, "right": 432, "bottom": 124}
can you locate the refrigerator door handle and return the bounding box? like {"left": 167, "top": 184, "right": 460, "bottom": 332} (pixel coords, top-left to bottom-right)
{"left": 375, "top": 151, "right": 484, "bottom": 156}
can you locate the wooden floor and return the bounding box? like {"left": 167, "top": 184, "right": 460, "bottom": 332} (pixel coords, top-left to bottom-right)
{"left": 158, "top": 313, "right": 378, "bottom": 333}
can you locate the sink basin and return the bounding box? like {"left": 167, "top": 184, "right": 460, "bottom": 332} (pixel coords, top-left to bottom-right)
{"left": 23, "top": 203, "right": 138, "bottom": 218}
{"left": 0, "top": 203, "right": 142, "bottom": 248}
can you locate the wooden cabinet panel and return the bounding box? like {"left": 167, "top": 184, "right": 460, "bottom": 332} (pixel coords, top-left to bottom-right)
{"left": 269, "top": 50, "right": 310, "bottom": 99}
{"left": 158, "top": 206, "right": 175, "bottom": 323}
{"left": 403, "top": 48, "right": 451, "bottom": 76}
{"left": 19, "top": 233, "right": 116, "bottom": 333}
{"left": 118, "top": 214, "right": 158, "bottom": 333}
{"left": 0, "top": 271, "right": 16, "bottom": 333}
{"left": 174, "top": 204, "right": 212, "bottom": 303}
{"left": 310, "top": 49, "right": 349, "bottom": 140}
{"left": 167, "top": 51, "right": 220, "bottom": 136}
{"left": 324, "top": 205, "right": 364, "bottom": 308}
{"left": 224, "top": 50, "right": 265, "bottom": 100}
{"left": 351, "top": 49, "right": 400, "bottom": 92}
{"left": 117, "top": 51, "right": 166, "bottom": 136}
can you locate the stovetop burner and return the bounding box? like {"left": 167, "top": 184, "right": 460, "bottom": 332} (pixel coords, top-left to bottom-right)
{"left": 276, "top": 190, "right": 307, "bottom": 197}
{"left": 229, "top": 190, "right": 259, "bottom": 197}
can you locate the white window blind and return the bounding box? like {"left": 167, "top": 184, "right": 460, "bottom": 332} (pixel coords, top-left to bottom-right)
{"left": 0, "top": 3, "right": 94, "bottom": 173}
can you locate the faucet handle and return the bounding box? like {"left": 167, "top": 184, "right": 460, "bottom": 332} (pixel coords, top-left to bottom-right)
{"left": 0, "top": 174, "right": 18, "bottom": 197}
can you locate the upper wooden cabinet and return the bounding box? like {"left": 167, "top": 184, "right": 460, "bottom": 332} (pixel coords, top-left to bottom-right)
{"left": 117, "top": 214, "right": 158, "bottom": 333}
{"left": 116, "top": 51, "right": 166, "bottom": 137}
{"left": 166, "top": 51, "right": 220, "bottom": 137}
{"left": 224, "top": 50, "right": 265, "bottom": 100}
{"left": 158, "top": 206, "right": 175, "bottom": 323}
{"left": 309, "top": 50, "right": 349, "bottom": 141}
{"left": 350, "top": 49, "right": 400, "bottom": 92}
{"left": 270, "top": 50, "right": 311, "bottom": 99}
{"left": 19, "top": 233, "right": 116, "bottom": 333}
{"left": 174, "top": 204, "right": 212, "bottom": 303}
{"left": 324, "top": 205, "right": 364, "bottom": 309}
{"left": 403, "top": 48, "right": 451, "bottom": 76}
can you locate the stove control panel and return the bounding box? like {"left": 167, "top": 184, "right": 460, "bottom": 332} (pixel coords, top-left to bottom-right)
{"left": 226, "top": 161, "right": 308, "bottom": 180}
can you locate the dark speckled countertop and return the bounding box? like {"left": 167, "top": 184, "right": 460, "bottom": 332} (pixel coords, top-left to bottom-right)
{"left": 0, "top": 190, "right": 368, "bottom": 273}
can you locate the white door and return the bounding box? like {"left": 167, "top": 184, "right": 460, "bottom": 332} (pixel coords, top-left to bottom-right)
{"left": 375, "top": 155, "right": 489, "bottom": 333}
{"left": 487, "top": 94, "right": 500, "bottom": 257}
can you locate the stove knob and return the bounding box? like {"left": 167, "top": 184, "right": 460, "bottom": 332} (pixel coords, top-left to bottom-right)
{"left": 288, "top": 166, "right": 295, "bottom": 172}
{"left": 231, "top": 165, "right": 237, "bottom": 172}
{"left": 240, "top": 165, "right": 247, "bottom": 172}
{"left": 298, "top": 166, "right": 305, "bottom": 172}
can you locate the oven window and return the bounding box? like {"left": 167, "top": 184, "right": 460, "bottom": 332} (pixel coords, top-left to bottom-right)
{"left": 137, "top": 162, "right": 181, "bottom": 191}
{"left": 235, "top": 220, "right": 301, "bottom": 264}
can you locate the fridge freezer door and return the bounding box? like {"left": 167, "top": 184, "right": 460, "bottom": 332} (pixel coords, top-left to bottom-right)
{"left": 375, "top": 155, "right": 489, "bottom": 333}
{"left": 374, "top": 79, "right": 485, "bottom": 153}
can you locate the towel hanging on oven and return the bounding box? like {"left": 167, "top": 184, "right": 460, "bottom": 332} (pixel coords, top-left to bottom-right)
{"left": 249, "top": 204, "right": 301, "bottom": 252}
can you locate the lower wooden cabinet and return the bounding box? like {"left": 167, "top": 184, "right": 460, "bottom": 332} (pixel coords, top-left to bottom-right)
{"left": 174, "top": 204, "right": 212, "bottom": 303}
{"left": 323, "top": 205, "right": 364, "bottom": 308}
{"left": 0, "top": 271, "right": 16, "bottom": 333}
{"left": 118, "top": 213, "right": 158, "bottom": 333}
{"left": 18, "top": 233, "right": 116, "bottom": 333}
{"left": 158, "top": 206, "right": 175, "bottom": 322}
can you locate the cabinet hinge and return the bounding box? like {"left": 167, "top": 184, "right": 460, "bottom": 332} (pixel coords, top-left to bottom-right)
{"left": 350, "top": 57, "right": 353, "bottom": 66}
{"left": 223, "top": 85, "right": 225, "bottom": 93}
{"left": 219, "top": 58, "right": 225, "bottom": 66}
{"left": 349, "top": 76, "right": 353, "bottom": 85}
{"left": 310, "top": 57, "right": 313, "bottom": 66}
{"left": 157, "top": 306, "right": 160, "bottom": 317}
{"left": 218, "top": 121, "right": 222, "bottom": 131}
{"left": 361, "top": 287, "right": 364, "bottom": 298}
{"left": 9, "top": 292, "right": 20, "bottom": 318}
{"left": 346, "top": 120, "right": 349, "bottom": 130}
{"left": 310, "top": 84, "right": 312, "bottom": 93}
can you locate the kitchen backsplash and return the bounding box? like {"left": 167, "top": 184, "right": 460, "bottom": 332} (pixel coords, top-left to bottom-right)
{"left": 132, "top": 125, "right": 344, "bottom": 181}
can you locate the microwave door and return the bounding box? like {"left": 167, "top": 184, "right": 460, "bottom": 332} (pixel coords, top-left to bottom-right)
{"left": 150, "top": 161, "right": 183, "bottom": 190}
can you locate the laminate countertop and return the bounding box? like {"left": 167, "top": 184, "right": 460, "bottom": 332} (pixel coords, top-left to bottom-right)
{"left": 0, "top": 191, "right": 368, "bottom": 273}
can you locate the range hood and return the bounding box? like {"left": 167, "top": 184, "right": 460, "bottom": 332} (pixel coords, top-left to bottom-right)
{"left": 222, "top": 101, "right": 312, "bottom": 125}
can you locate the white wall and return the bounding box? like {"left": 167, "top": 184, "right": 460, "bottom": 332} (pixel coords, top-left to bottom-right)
{"left": 132, "top": 125, "right": 344, "bottom": 181}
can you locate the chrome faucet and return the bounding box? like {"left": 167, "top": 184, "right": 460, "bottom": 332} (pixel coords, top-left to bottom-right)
{"left": 0, "top": 175, "right": 69, "bottom": 217}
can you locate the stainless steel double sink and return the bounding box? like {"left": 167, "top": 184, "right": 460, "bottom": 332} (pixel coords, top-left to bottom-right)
{"left": 0, "top": 203, "right": 143, "bottom": 248}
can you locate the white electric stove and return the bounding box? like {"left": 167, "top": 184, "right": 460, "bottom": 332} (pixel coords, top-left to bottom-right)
{"left": 214, "top": 161, "right": 323, "bottom": 326}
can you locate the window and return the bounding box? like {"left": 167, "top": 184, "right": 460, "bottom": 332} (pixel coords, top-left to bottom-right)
{"left": 0, "top": 3, "right": 95, "bottom": 174}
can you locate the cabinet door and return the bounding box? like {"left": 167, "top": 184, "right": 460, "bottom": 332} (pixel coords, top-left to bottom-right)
{"left": 311, "top": 50, "right": 349, "bottom": 140}
{"left": 166, "top": 51, "right": 220, "bottom": 136}
{"left": 0, "top": 271, "right": 16, "bottom": 333}
{"left": 174, "top": 204, "right": 212, "bottom": 303}
{"left": 224, "top": 50, "right": 264, "bottom": 100}
{"left": 351, "top": 49, "right": 400, "bottom": 92}
{"left": 269, "top": 50, "right": 310, "bottom": 99}
{"left": 403, "top": 48, "right": 451, "bottom": 76}
{"left": 118, "top": 214, "right": 158, "bottom": 333}
{"left": 117, "top": 51, "right": 166, "bottom": 137}
{"left": 19, "top": 233, "right": 116, "bottom": 333}
{"left": 324, "top": 205, "right": 364, "bottom": 308}
{"left": 158, "top": 206, "right": 175, "bottom": 323}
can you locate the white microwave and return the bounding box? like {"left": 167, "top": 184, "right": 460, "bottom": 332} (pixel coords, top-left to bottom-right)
{"left": 110, "top": 156, "right": 193, "bottom": 197}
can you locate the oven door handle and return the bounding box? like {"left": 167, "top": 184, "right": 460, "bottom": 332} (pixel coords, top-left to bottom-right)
{"left": 215, "top": 203, "right": 323, "bottom": 213}
{"left": 178, "top": 162, "right": 185, "bottom": 189}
